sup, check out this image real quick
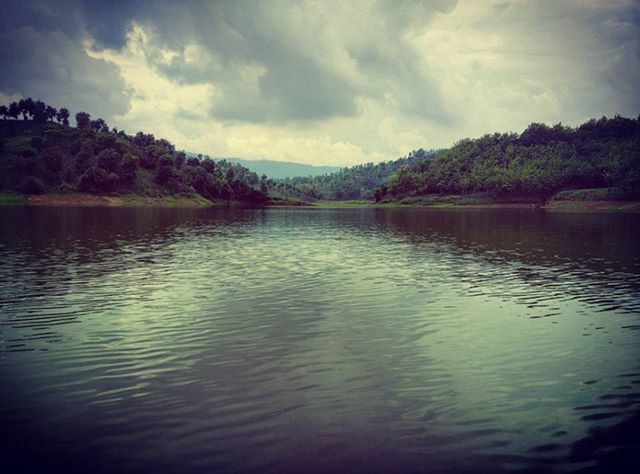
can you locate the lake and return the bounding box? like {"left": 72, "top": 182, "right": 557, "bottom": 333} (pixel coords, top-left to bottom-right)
{"left": 1, "top": 206, "right": 639, "bottom": 473}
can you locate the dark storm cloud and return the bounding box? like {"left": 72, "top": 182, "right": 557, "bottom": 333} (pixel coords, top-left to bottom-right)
{"left": 0, "top": 0, "right": 129, "bottom": 117}
{"left": 80, "top": 0, "right": 150, "bottom": 49}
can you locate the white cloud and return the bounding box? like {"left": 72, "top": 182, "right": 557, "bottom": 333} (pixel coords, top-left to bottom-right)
{"left": 85, "top": 24, "right": 214, "bottom": 140}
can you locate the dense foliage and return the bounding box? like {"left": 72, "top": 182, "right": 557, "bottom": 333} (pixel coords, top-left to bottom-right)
{"left": 272, "top": 149, "right": 438, "bottom": 201}
{"left": 379, "top": 116, "right": 640, "bottom": 202}
{"left": 0, "top": 99, "right": 268, "bottom": 203}
{"left": 3, "top": 99, "right": 637, "bottom": 205}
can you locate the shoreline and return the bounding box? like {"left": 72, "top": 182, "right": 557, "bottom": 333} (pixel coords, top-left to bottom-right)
{"left": 2, "top": 193, "right": 639, "bottom": 211}
{"left": 0, "top": 192, "right": 216, "bottom": 207}
{"left": 314, "top": 199, "right": 640, "bottom": 211}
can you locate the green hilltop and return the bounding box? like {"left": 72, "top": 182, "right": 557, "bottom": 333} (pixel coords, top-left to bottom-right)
{"left": 0, "top": 99, "right": 268, "bottom": 205}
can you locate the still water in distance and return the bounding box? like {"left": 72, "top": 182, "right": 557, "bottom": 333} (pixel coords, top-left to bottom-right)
{"left": 0, "top": 206, "right": 639, "bottom": 473}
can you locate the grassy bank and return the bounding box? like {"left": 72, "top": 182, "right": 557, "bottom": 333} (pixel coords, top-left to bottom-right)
{"left": 545, "top": 200, "right": 640, "bottom": 212}
{"left": 315, "top": 189, "right": 640, "bottom": 211}
{"left": 0, "top": 192, "right": 215, "bottom": 207}
{"left": 3, "top": 191, "right": 639, "bottom": 211}
{"left": 0, "top": 192, "right": 29, "bottom": 205}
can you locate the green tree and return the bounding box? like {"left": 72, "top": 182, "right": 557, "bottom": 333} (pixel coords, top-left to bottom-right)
{"left": 76, "top": 111, "right": 91, "bottom": 129}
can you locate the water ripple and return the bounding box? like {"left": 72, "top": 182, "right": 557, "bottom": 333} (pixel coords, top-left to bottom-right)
{"left": 0, "top": 207, "right": 639, "bottom": 473}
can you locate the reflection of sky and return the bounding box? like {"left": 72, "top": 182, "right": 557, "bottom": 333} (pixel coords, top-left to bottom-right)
{"left": 0, "top": 207, "right": 639, "bottom": 472}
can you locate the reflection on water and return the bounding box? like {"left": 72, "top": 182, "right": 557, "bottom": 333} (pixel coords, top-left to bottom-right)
{"left": 0, "top": 206, "right": 639, "bottom": 473}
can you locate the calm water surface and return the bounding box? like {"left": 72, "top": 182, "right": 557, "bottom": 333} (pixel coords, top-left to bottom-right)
{"left": 0, "top": 206, "right": 639, "bottom": 473}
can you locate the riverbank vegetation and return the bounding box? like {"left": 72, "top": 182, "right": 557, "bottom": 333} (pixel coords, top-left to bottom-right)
{"left": 270, "top": 149, "right": 439, "bottom": 201}
{"left": 1, "top": 98, "right": 638, "bottom": 208}
{"left": 379, "top": 116, "right": 640, "bottom": 204}
{"left": 275, "top": 116, "right": 639, "bottom": 205}
{"left": 0, "top": 99, "right": 268, "bottom": 205}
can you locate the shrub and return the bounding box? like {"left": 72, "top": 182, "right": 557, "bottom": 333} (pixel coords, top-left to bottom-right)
{"left": 75, "top": 149, "right": 94, "bottom": 174}
{"left": 78, "top": 167, "right": 119, "bottom": 193}
{"left": 42, "top": 147, "right": 64, "bottom": 173}
{"left": 18, "top": 176, "right": 45, "bottom": 194}
{"left": 97, "top": 149, "right": 122, "bottom": 173}
{"left": 120, "top": 153, "right": 139, "bottom": 186}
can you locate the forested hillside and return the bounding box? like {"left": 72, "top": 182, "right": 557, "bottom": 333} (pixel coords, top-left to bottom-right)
{"left": 0, "top": 99, "right": 268, "bottom": 204}
{"left": 378, "top": 116, "right": 640, "bottom": 203}
{"left": 267, "top": 115, "right": 639, "bottom": 205}
{"left": 271, "top": 149, "right": 439, "bottom": 201}
{"left": 2, "top": 99, "right": 637, "bottom": 206}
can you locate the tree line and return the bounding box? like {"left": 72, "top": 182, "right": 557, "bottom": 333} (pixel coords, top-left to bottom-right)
{"left": 0, "top": 98, "right": 268, "bottom": 203}
{"left": 379, "top": 116, "right": 640, "bottom": 202}
{"left": 272, "top": 149, "right": 439, "bottom": 201}
{"left": 272, "top": 115, "right": 639, "bottom": 203}
{"left": 0, "top": 98, "right": 70, "bottom": 126}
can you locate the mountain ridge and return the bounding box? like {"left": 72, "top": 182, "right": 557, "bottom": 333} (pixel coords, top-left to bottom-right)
{"left": 186, "top": 154, "right": 341, "bottom": 179}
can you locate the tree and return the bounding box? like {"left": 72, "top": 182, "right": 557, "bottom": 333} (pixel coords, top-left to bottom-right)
{"left": 45, "top": 105, "right": 57, "bottom": 122}
{"left": 8, "top": 102, "right": 20, "bottom": 119}
{"left": 90, "top": 118, "right": 109, "bottom": 134}
{"left": 0, "top": 105, "right": 8, "bottom": 118}
{"left": 120, "top": 154, "right": 139, "bottom": 186}
{"left": 42, "top": 147, "right": 64, "bottom": 173}
{"left": 56, "top": 108, "right": 70, "bottom": 126}
{"left": 174, "top": 151, "right": 186, "bottom": 169}
{"left": 78, "top": 167, "right": 119, "bottom": 193}
{"left": 18, "top": 176, "right": 45, "bottom": 194}
{"left": 30, "top": 100, "right": 50, "bottom": 123}
{"left": 202, "top": 158, "right": 215, "bottom": 173}
{"left": 155, "top": 155, "right": 179, "bottom": 191}
{"left": 75, "top": 149, "right": 94, "bottom": 175}
{"left": 18, "top": 98, "right": 34, "bottom": 120}
{"left": 97, "top": 149, "right": 122, "bottom": 173}
{"left": 76, "top": 111, "right": 91, "bottom": 129}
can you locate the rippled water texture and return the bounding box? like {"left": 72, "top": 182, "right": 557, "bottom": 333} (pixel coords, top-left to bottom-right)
{"left": 1, "top": 206, "right": 639, "bottom": 473}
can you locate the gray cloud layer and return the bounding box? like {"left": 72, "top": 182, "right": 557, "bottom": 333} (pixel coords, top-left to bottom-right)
{"left": 0, "top": 0, "right": 129, "bottom": 116}
{"left": 0, "top": 0, "right": 638, "bottom": 164}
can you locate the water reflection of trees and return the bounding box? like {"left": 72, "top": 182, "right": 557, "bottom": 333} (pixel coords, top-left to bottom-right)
{"left": 370, "top": 208, "right": 640, "bottom": 313}
{"left": 0, "top": 206, "right": 261, "bottom": 341}
{"left": 374, "top": 208, "right": 639, "bottom": 269}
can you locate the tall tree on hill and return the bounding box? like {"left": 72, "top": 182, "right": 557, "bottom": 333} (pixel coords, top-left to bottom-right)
{"left": 18, "top": 98, "right": 34, "bottom": 119}
{"left": 45, "top": 105, "right": 57, "bottom": 122}
{"left": 8, "top": 102, "right": 19, "bottom": 119}
{"left": 90, "top": 118, "right": 109, "bottom": 134}
{"left": 56, "top": 108, "right": 70, "bottom": 126}
{"left": 76, "top": 111, "right": 91, "bottom": 129}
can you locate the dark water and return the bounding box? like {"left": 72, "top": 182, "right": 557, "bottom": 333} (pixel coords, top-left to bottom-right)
{"left": 0, "top": 206, "right": 639, "bottom": 473}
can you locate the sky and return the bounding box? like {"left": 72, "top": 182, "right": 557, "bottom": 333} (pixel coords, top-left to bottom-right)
{"left": 0, "top": 0, "right": 638, "bottom": 166}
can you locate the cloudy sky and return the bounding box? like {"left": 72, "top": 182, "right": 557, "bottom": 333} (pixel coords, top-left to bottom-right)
{"left": 1, "top": 0, "right": 638, "bottom": 166}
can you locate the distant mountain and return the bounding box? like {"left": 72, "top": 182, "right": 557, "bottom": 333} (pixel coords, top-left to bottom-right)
{"left": 214, "top": 157, "right": 341, "bottom": 179}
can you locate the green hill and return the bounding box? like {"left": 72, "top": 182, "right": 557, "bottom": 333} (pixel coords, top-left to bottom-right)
{"left": 0, "top": 99, "right": 268, "bottom": 205}
{"left": 378, "top": 116, "right": 640, "bottom": 204}
{"left": 264, "top": 116, "right": 639, "bottom": 205}
{"left": 271, "top": 149, "right": 439, "bottom": 201}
